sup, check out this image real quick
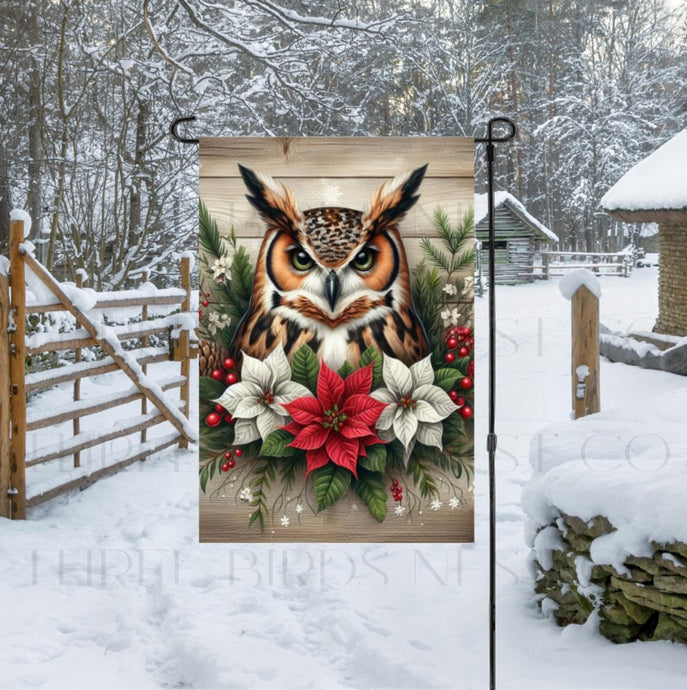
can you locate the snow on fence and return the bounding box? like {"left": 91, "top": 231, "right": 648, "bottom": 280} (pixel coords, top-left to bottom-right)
{"left": 0, "top": 218, "right": 198, "bottom": 519}
{"left": 536, "top": 251, "right": 632, "bottom": 279}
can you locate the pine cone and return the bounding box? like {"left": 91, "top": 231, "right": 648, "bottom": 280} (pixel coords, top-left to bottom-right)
{"left": 199, "top": 339, "right": 230, "bottom": 377}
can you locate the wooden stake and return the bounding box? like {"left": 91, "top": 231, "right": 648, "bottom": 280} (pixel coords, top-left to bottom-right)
{"left": 0, "top": 271, "right": 11, "bottom": 518}
{"left": 9, "top": 220, "right": 27, "bottom": 519}
{"left": 571, "top": 284, "right": 600, "bottom": 419}
{"left": 179, "top": 255, "right": 191, "bottom": 450}
{"left": 73, "top": 272, "right": 83, "bottom": 468}
{"left": 140, "top": 269, "right": 150, "bottom": 446}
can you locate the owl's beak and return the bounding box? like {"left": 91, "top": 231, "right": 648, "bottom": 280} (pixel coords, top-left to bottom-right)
{"left": 325, "top": 270, "right": 341, "bottom": 311}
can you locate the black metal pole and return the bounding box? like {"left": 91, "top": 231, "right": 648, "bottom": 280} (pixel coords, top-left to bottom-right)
{"left": 475, "top": 117, "right": 517, "bottom": 690}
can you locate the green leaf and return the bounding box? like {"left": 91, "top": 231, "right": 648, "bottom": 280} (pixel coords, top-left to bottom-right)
{"left": 199, "top": 376, "right": 226, "bottom": 401}
{"left": 199, "top": 465, "right": 210, "bottom": 493}
{"left": 338, "top": 361, "right": 354, "bottom": 378}
{"left": 260, "top": 429, "right": 296, "bottom": 457}
{"left": 352, "top": 469, "right": 388, "bottom": 522}
{"left": 358, "top": 444, "right": 386, "bottom": 472}
{"left": 433, "top": 368, "right": 463, "bottom": 392}
{"left": 230, "top": 246, "right": 254, "bottom": 306}
{"left": 291, "top": 344, "right": 320, "bottom": 394}
{"left": 385, "top": 440, "right": 407, "bottom": 470}
{"left": 359, "top": 345, "right": 383, "bottom": 388}
{"left": 313, "top": 463, "right": 351, "bottom": 511}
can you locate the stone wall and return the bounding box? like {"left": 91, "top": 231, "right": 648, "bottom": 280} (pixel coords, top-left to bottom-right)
{"left": 655, "top": 223, "right": 687, "bottom": 336}
{"left": 534, "top": 514, "right": 687, "bottom": 645}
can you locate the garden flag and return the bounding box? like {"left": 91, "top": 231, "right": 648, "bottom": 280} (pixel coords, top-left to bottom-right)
{"left": 198, "top": 137, "right": 475, "bottom": 542}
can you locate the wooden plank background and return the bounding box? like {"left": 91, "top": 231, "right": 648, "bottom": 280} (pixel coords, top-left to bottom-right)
{"left": 199, "top": 137, "right": 475, "bottom": 543}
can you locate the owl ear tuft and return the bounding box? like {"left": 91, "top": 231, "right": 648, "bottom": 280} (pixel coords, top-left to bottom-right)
{"left": 238, "top": 164, "right": 304, "bottom": 236}
{"left": 363, "top": 164, "right": 427, "bottom": 234}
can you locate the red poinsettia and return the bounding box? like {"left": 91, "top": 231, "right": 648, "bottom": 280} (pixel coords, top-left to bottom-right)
{"left": 281, "top": 362, "right": 387, "bottom": 477}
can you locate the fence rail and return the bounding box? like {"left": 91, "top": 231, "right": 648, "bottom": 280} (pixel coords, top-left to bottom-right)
{"left": 534, "top": 251, "right": 632, "bottom": 279}
{"left": 1, "top": 218, "right": 197, "bottom": 519}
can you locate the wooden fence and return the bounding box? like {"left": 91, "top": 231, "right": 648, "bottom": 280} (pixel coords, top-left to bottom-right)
{"left": 0, "top": 219, "right": 197, "bottom": 519}
{"left": 539, "top": 251, "right": 632, "bottom": 279}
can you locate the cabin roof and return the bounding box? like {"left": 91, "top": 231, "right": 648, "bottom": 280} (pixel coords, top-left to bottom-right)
{"left": 474, "top": 192, "right": 559, "bottom": 243}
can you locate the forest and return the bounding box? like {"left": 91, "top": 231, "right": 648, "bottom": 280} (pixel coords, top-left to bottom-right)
{"left": 0, "top": 0, "right": 685, "bottom": 287}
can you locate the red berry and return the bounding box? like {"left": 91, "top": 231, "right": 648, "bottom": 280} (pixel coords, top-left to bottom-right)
{"left": 462, "top": 327, "right": 472, "bottom": 336}
{"left": 460, "top": 376, "right": 473, "bottom": 390}
{"left": 202, "top": 300, "right": 209, "bottom": 307}
{"left": 460, "top": 405, "right": 473, "bottom": 420}
{"left": 458, "top": 346, "right": 469, "bottom": 358}
{"left": 205, "top": 292, "right": 210, "bottom": 297}
{"left": 227, "top": 459, "right": 236, "bottom": 468}
{"left": 455, "top": 397, "right": 465, "bottom": 407}
{"left": 198, "top": 309, "right": 203, "bottom": 318}
{"left": 224, "top": 451, "right": 232, "bottom": 459}
{"left": 445, "top": 352, "right": 456, "bottom": 363}
{"left": 221, "top": 462, "right": 230, "bottom": 472}
{"left": 393, "top": 480, "right": 400, "bottom": 486}
{"left": 234, "top": 448, "right": 243, "bottom": 457}
{"left": 225, "top": 372, "right": 238, "bottom": 385}
{"left": 210, "top": 369, "right": 224, "bottom": 381}
{"left": 447, "top": 336, "right": 458, "bottom": 349}
{"left": 223, "top": 357, "right": 235, "bottom": 370}
{"left": 214, "top": 403, "right": 225, "bottom": 413}
{"left": 224, "top": 413, "right": 233, "bottom": 423}
{"left": 205, "top": 412, "right": 221, "bottom": 427}
{"left": 449, "top": 390, "right": 459, "bottom": 402}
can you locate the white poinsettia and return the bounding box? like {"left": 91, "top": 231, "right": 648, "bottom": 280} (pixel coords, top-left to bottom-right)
{"left": 214, "top": 345, "right": 310, "bottom": 445}
{"left": 371, "top": 355, "right": 456, "bottom": 461}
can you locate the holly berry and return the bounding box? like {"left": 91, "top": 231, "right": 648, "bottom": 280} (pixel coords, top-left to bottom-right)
{"left": 225, "top": 372, "right": 238, "bottom": 385}
{"left": 458, "top": 346, "right": 469, "bottom": 358}
{"left": 227, "top": 459, "right": 236, "bottom": 469}
{"left": 205, "top": 412, "right": 221, "bottom": 428}
{"left": 445, "top": 352, "right": 456, "bottom": 364}
{"left": 210, "top": 369, "right": 224, "bottom": 381}
{"left": 462, "top": 327, "right": 472, "bottom": 336}
{"left": 223, "top": 414, "right": 233, "bottom": 423}
{"left": 205, "top": 292, "right": 210, "bottom": 297}
{"left": 455, "top": 397, "right": 465, "bottom": 408}
{"left": 449, "top": 390, "right": 459, "bottom": 402}
{"left": 224, "top": 451, "right": 232, "bottom": 460}
{"left": 214, "top": 403, "right": 225, "bottom": 413}
{"left": 460, "top": 376, "right": 473, "bottom": 390}
{"left": 467, "top": 338, "right": 474, "bottom": 348}
{"left": 223, "top": 357, "right": 235, "bottom": 370}
{"left": 234, "top": 448, "right": 243, "bottom": 457}
{"left": 198, "top": 309, "right": 203, "bottom": 318}
{"left": 447, "top": 336, "right": 458, "bottom": 350}
{"left": 221, "top": 462, "right": 230, "bottom": 472}
{"left": 460, "top": 405, "right": 473, "bottom": 420}
{"left": 202, "top": 300, "right": 209, "bottom": 307}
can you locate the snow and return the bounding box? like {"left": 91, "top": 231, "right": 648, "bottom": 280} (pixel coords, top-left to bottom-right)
{"left": 10, "top": 208, "right": 32, "bottom": 237}
{"left": 1, "top": 266, "right": 686, "bottom": 689}
{"left": 474, "top": 191, "right": 560, "bottom": 243}
{"left": 559, "top": 268, "right": 602, "bottom": 300}
{"left": 0, "top": 255, "right": 9, "bottom": 277}
{"left": 601, "top": 129, "right": 687, "bottom": 211}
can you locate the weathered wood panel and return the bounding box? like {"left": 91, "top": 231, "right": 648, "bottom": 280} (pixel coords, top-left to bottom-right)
{"left": 200, "top": 137, "right": 474, "bottom": 179}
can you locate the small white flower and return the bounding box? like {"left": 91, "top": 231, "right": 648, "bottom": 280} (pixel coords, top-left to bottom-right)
{"left": 430, "top": 499, "right": 442, "bottom": 511}
{"left": 207, "top": 311, "right": 231, "bottom": 336}
{"left": 215, "top": 345, "right": 311, "bottom": 445}
{"left": 295, "top": 503, "right": 303, "bottom": 514}
{"left": 441, "top": 307, "right": 461, "bottom": 327}
{"left": 449, "top": 497, "right": 460, "bottom": 509}
{"left": 394, "top": 505, "right": 405, "bottom": 516}
{"left": 239, "top": 487, "right": 253, "bottom": 502}
{"left": 371, "top": 355, "right": 456, "bottom": 464}
{"left": 211, "top": 256, "right": 228, "bottom": 280}
{"left": 442, "top": 283, "right": 458, "bottom": 296}
{"left": 280, "top": 515, "right": 290, "bottom": 527}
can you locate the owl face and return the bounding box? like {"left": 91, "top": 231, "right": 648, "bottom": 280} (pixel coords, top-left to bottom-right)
{"left": 239, "top": 164, "right": 427, "bottom": 337}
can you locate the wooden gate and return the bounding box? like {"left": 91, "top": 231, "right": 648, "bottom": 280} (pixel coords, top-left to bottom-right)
{"left": 0, "top": 219, "right": 197, "bottom": 519}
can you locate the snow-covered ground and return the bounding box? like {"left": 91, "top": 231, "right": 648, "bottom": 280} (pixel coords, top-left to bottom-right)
{"left": 1, "top": 267, "right": 686, "bottom": 689}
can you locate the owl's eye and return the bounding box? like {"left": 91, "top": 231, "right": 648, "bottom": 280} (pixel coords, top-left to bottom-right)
{"left": 290, "top": 249, "right": 314, "bottom": 271}
{"left": 352, "top": 249, "right": 375, "bottom": 272}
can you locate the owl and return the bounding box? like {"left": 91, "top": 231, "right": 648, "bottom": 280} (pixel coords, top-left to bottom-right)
{"left": 231, "top": 163, "right": 430, "bottom": 371}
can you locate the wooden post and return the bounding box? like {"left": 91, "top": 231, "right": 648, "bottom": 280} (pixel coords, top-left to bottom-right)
{"left": 0, "top": 271, "right": 11, "bottom": 518}
{"left": 73, "top": 271, "right": 83, "bottom": 468}
{"left": 8, "top": 220, "right": 27, "bottom": 519}
{"left": 179, "top": 256, "right": 191, "bottom": 450}
{"left": 140, "top": 269, "right": 150, "bottom": 446}
{"left": 571, "top": 284, "right": 600, "bottom": 419}
{"left": 543, "top": 252, "right": 550, "bottom": 280}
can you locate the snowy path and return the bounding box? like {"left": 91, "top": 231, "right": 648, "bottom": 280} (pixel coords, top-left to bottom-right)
{"left": 1, "top": 267, "right": 686, "bottom": 689}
